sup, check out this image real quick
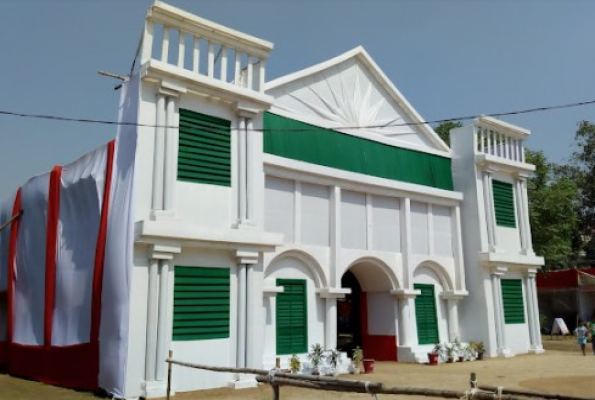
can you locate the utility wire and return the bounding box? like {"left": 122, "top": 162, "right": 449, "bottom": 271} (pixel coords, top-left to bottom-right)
{"left": 1, "top": 99, "right": 594, "bottom": 132}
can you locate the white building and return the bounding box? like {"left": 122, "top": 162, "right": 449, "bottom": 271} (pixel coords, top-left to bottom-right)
{"left": 0, "top": 2, "right": 544, "bottom": 398}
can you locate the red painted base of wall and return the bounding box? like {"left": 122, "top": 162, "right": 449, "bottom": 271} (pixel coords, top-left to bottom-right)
{"left": 362, "top": 335, "right": 397, "bottom": 361}
{"left": 360, "top": 292, "right": 398, "bottom": 361}
{"left": 8, "top": 342, "right": 98, "bottom": 390}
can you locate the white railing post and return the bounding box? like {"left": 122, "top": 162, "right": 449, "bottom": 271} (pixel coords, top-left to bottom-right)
{"left": 177, "top": 30, "right": 185, "bottom": 68}
{"left": 207, "top": 41, "right": 215, "bottom": 78}
{"left": 220, "top": 46, "right": 228, "bottom": 82}
{"left": 247, "top": 56, "right": 253, "bottom": 91}
{"left": 258, "top": 60, "right": 265, "bottom": 93}
{"left": 234, "top": 51, "right": 241, "bottom": 86}
{"left": 192, "top": 36, "right": 200, "bottom": 74}
{"left": 161, "top": 26, "right": 170, "bottom": 63}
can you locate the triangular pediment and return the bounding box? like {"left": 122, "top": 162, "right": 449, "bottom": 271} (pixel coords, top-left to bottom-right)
{"left": 265, "top": 47, "right": 449, "bottom": 155}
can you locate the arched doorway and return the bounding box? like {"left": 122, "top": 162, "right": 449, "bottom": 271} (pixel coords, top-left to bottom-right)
{"left": 337, "top": 270, "right": 362, "bottom": 355}
{"left": 339, "top": 260, "right": 398, "bottom": 361}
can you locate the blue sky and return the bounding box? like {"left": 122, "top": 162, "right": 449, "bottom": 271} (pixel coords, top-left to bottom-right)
{"left": 1, "top": 0, "right": 594, "bottom": 198}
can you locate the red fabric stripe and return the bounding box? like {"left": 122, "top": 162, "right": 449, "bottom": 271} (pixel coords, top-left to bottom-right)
{"left": 7, "top": 188, "right": 22, "bottom": 346}
{"left": 44, "top": 166, "right": 62, "bottom": 347}
{"left": 90, "top": 140, "right": 115, "bottom": 343}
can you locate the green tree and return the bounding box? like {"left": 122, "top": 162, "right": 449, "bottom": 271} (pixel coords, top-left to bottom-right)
{"left": 434, "top": 121, "right": 462, "bottom": 147}
{"left": 571, "top": 121, "right": 595, "bottom": 262}
{"left": 526, "top": 150, "right": 578, "bottom": 270}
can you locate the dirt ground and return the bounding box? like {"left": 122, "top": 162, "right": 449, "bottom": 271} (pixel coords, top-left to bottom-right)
{"left": 1, "top": 336, "right": 593, "bottom": 400}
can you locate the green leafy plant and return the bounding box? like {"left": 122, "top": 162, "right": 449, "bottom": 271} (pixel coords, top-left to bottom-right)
{"left": 289, "top": 354, "right": 301, "bottom": 373}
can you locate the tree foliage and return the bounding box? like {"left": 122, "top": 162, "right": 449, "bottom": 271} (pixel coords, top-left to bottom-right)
{"left": 571, "top": 120, "right": 595, "bottom": 262}
{"left": 434, "top": 121, "right": 462, "bottom": 147}
{"left": 526, "top": 150, "right": 578, "bottom": 270}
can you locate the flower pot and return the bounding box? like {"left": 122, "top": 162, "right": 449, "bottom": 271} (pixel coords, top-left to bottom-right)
{"left": 446, "top": 356, "right": 454, "bottom": 363}
{"left": 427, "top": 352, "right": 439, "bottom": 366}
{"left": 458, "top": 356, "right": 464, "bottom": 362}
{"left": 476, "top": 350, "right": 484, "bottom": 361}
{"left": 363, "top": 358, "right": 375, "bottom": 374}
{"left": 311, "top": 367, "right": 320, "bottom": 375}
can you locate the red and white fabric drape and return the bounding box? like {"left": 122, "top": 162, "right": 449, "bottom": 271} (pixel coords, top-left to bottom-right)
{"left": 0, "top": 74, "right": 138, "bottom": 397}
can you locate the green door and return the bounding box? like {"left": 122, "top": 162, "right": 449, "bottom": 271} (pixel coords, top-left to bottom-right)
{"left": 414, "top": 283, "right": 439, "bottom": 344}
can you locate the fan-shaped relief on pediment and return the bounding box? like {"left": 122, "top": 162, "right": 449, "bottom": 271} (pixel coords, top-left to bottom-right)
{"left": 268, "top": 56, "right": 435, "bottom": 149}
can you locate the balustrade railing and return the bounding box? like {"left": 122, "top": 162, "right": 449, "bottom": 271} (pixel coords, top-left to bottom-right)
{"left": 476, "top": 125, "right": 525, "bottom": 163}
{"left": 141, "top": 1, "right": 272, "bottom": 94}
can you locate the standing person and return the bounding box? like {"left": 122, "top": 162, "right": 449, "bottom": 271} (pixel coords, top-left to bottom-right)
{"left": 574, "top": 321, "right": 588, "bottom": 356}
{"left": 590, "top": 320, "right": 595, "bottom": 355}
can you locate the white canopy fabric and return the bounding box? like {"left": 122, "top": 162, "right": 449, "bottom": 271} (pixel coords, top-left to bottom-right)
{"left": 0, "top": 74, "right": 138, "bottom": 397}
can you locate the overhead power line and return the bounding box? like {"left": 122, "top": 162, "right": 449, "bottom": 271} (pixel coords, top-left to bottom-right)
{"left": 0, "top": 99, "right": 594, "bottom": 132}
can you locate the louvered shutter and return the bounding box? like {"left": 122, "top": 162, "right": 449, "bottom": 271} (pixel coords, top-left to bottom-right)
{"left": 493, "top": 180, "right": 516, "bottom": 228}
{"left": 414, "top": 283, "right": 439, "bottom": 345}
{"left": 173, "top": 266, "right": 230, "bottom": 341}
{"left": 276, "top": 279, "right": 308, "bottom": 355}
{"left": 178, "top": 108, "right": 231, "bottom": 186}
{"left": 501, "top": 279, "right": 525, "bottom": 324}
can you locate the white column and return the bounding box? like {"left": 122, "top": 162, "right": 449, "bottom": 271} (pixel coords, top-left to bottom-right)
{"left": 330, "top": 186, "right": 341, "bottom": 287}
{"left": 325, "top": 298, "right": 338, "bottom": 350}
{"left": 366, "top": 194, "right": 373, "bottom": 251}
{"left": 145, "top": 260, "right": 159, "bottom": 382}
{"left": 515, "top": 178, "right": 528, "bottom": 253}
{"left": 245, "top": 264, "right": 255, "bottom": 366}
{"left": 294, "top": 182, "right": 302, "bottom": 244}
{"left": 451, "top": 205, "right": 466, "bottom": 290}
{"left": 427, "top": 204, "right": 434, "bottom": 256}
{"left": 246, "top": 118, "right": 255, "bottom": 222}
{"left": 400, "top": 198, "right": 412, "bottom": 288}
{"left": 237, "top": 264, "right": 247, "bottom": 368}
{"left": 163, "top": 96, "right": 177, "bottom": 211}
{"left": 482, "top": 170, "right": 497, "bottom": 251}
{"left": 525, "top": 271, "right": 544, "bottom": 352}
{"left": 155, "top": 259, "right": 170, "bottom": 381}
{"left": 441, "top": 292, "right": 463, "bottom": 342}
{"left": 447, "top": 299, "right": 460, "bottom": 342}
{"left": 141, "top": 20, "right": 154, "bottom": 63}
{"left": 490, "top": 270, "right": 508, "bottom": 355}
{"left": 237, "top": 117, "right": 247, "bottom": 224}
{"left": 220, "top": 46, "right": 228, "bottom": 82}
{"left": 393, "top": 290, "right": 418, "bottom": 348}
{"left": 152, "top": 94, "right": 166, "bottom": 211}
{"left": 520, "top": 178, "right": 534, "bottom": 255}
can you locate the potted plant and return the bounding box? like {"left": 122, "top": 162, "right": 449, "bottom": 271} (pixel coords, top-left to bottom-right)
{"left": 431, "top": 342, "right": 447, "bottom": 364}
{"left": 351, "top": 346, "right": 364, "bottom": 373}
{"left": 325, "top": 348, "right": 342, "bottom": 376}
{"left": 308, "top": 343, "right": 324, "bottom": 375}
{"left": 289, "top": 354, "right": 301, "bottom": 373}
{"left": 470, "top": 341, "right": 485, "bottom": 360}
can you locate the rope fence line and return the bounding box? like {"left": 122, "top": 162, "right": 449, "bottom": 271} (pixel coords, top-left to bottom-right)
{"left": 164, "top": 353, "right": 595, "bottom": 400}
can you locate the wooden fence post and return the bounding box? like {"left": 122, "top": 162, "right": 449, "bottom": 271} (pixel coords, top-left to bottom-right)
{"left": 166, "top": 350, "right": 173, "bottom": 400}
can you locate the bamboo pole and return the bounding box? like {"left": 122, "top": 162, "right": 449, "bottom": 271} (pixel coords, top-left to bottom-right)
{"left": 166, "top": 358, "right": 382, "bottom": 389}
{"left": 166, "top": 350, "right": 173, "bottom": 400}
{"left": 0, "top": 211, "right": 22, "bottom": 233}
{"left": 477, "top": 385, "right": 595, "bottom": 400}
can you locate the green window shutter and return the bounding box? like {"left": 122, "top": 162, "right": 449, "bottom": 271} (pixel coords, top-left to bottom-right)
{"left": 178, "top": 108, "right": 231, "bottom": 186}
{"left": 493, "top": 180, "right": 516, "bottom": 227}
{"left": 173, "top": 266, "right": 230, "bottom": 341}
{"left": 414, "top": 283, "right": 439, "bottom": 345}
{"left": 263, "top": 113, "right": 454, "bottom": 191}
{"left": 276, "top": 279, "right": 308, "bottom": 355}
{"left": 501, "top": 279, "right": 525, "bottom": 324}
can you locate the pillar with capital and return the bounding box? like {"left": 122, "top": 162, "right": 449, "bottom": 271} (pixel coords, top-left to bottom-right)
{"left": 525, "top": 269, "right": 544, "bottom": 353}
{"left": 392, "top": 289, "right": 420, "bottom": 362}
{"left": 440, "top": 291, "right": 465, "bottom": 342}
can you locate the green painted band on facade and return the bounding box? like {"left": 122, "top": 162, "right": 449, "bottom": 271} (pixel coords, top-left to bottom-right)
{"left": 263, "top": 113, "right": 454, "bottom": 191}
